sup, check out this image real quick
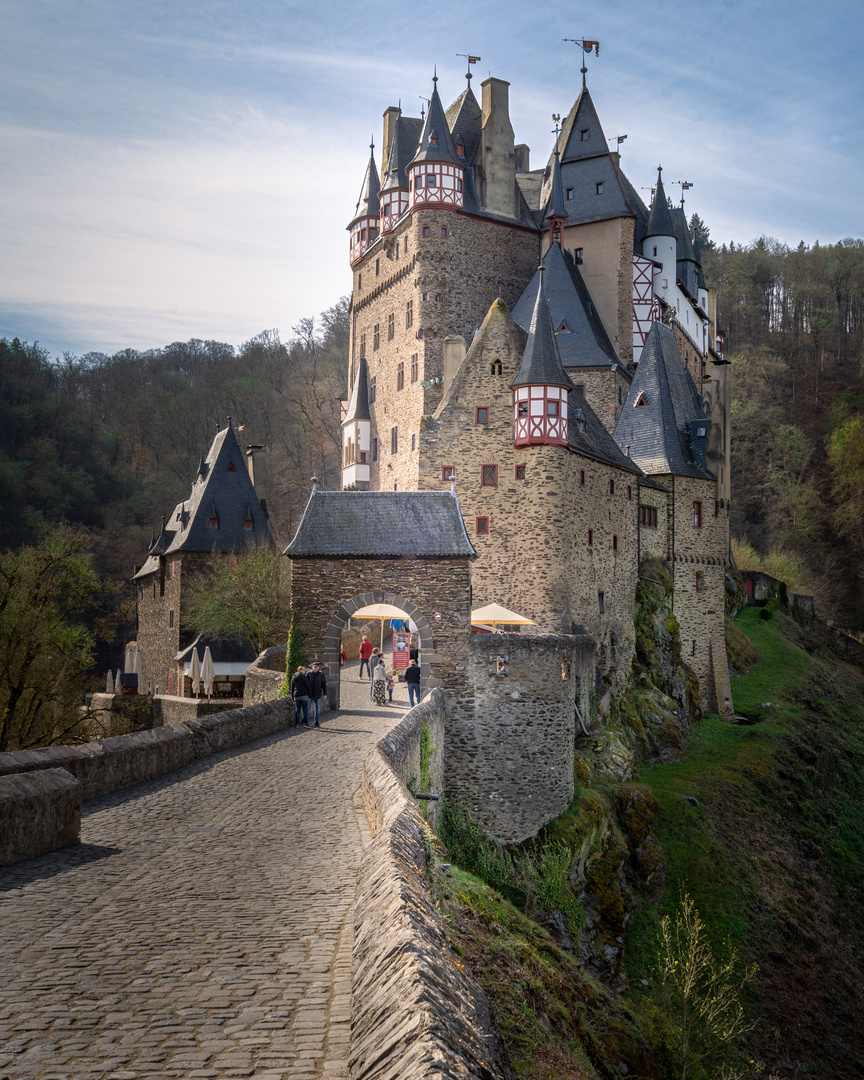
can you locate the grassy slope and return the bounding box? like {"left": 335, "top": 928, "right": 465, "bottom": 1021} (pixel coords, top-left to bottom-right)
{"left": 442, "top": 609, "right": 864, "bottom": 1079}
{"left": 625, "top": 608, "right": 864, "bottom": 1077}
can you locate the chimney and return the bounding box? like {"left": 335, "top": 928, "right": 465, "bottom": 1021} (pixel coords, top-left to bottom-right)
{"left": 480, "top": 78, "right": 516, "bottom": 218}
{"left": 514, "top": 143, "right": 530, "bottom": 173}
{"left": 245, "top": 445, "right": 270, "bottom": 518}
{"left": 382, "top": 106, "right": 400, "bottom": 179}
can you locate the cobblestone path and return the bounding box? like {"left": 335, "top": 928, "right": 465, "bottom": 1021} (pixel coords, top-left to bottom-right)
{"left": 0, "top": 668, "right": 407, "bottom": 1080}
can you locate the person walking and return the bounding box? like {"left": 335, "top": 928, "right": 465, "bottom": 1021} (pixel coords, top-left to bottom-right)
{"left": 290, "top": 666, "right": 312, "bottom": 728}
{"left": 358, "top": 636, "right": 373, "bottom": 679}
{"left": 405, "top": 657, "right": 422, "bottom": 708}
{"left": 307, "top": 662, "right": 327, "bottom": 728}
{"left": 371, "top": 656, "right": 388, "bottom": 706}
{"left": 369, "top": 648, "right": 382, "bottom": 699}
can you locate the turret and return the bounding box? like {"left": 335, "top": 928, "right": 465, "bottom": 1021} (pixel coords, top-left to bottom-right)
{"left": 643, "top": 167, "right": 677, "bottom": 304}
{"left": 348, "top": 143, "right": 380, "bottom": 266}
{"left": 511, "top": 267, "right": 574, "bottom": 448}
{"left": 342, "top": 356, "right": 372, "bottom": 490}
{"left": 379, "top": 120, "right": 410, "bottom": 234}
{"left": 407, "top": 76, "right": 465, "bottom": 212}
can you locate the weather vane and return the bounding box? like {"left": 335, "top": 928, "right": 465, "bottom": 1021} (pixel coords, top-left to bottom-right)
{"left": 671, "top": 180, "right": 694, "bottom": 207}
{"left": 456, "top": 52, "right": 481, "bottom": 84}
{"left": 563, "top": 38, "right": 600, "bottom": 88}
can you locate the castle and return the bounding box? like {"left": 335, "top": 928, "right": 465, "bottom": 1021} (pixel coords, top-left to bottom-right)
{"left": 340, "top": 66, "right": 732, "bottom": 710}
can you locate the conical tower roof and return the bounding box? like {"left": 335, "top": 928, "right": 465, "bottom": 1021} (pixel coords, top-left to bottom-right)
{"left": 348, "top": 145, "right": 380, "bottom": 227}
{"left": 344, "top": 356, "right": 371, "bottom": 423}
{"left": 559, "top": 87, "right": 607, "bottom": 163}
{"left": 445, "top": 84, "right": 482, "bottom": 164}
{"left": 645, "top": 167, "right": 675, "bottom": 239}
{"left": 512, "top": 267, "right": 574, "bottom": 390}
{"left": 410, "top": 77, "right": 462, "bottom": 167}
{"left": 380, "top": 114, "right": 423, "bottom": 192}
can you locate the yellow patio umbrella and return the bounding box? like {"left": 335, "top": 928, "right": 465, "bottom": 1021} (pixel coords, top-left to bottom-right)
{"left": 470, "top": 602, "right": 537, "bottom": 631}
{"left": 353, "top": 603, "right": 411, "bottom": 652}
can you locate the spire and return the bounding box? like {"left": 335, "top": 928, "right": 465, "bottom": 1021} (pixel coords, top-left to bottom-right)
{"left": 645, "top": 166, "right": 675, "bottom": 239}
{"left": 544, "top": 144, "right": 567, "bottom": 242}
{"left": 512, "top": 267, "right": 573, "bottom": 390}
{"left": 410, "top": 77, "right": 462, "bottom": 167}
{"left": 349, "top": 143, "right": 380, "bottom": 226}
{"left": 380, "top": 120, "right": 408, "bottom": 192}
{"left": 344, "top": 356, "right": 371, "bottom": 423}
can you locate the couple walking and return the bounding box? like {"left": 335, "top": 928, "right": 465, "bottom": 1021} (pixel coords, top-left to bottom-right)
{"left": 290, "top": 662, "right": 326, "bottom": 728}
{"left": 359, "top": 635, "right": 422, "bottom": 709}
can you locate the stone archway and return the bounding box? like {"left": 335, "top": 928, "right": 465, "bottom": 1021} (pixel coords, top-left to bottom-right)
{"left": 319, "top": 592, "right": 436, "bottom": 710}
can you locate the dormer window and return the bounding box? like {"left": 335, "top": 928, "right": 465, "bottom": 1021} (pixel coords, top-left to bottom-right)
{"left": 456, "top": 142, "right": 464, "bottom": 157}
{"left": 557, "top": 321, "right": 570, "bottom": 333}
{"left": 244, "top": 517, "right": 253, "bottom": 530}
{"left": 595, "top": 182, "right": 604, "bottom": 195}
{"left": 580, "top": 129, "right": 589, "bottom": 141}
{"left": 429, "top": 134, "right": 438, "bottom": 146}
{"left": 209, "top": 517, "right": 218, "bottom": 528}
{"left": 566, "top": 187, "right": 573, "bottom": 200}
{"left": 634, "top": 392, "right": 647, "bottom": 407}
{"left": 226, "top": 463, "right": 236, "bottom": 473}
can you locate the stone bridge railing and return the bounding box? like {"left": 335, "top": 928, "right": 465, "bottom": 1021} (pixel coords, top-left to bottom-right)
{"left": 350, "top": 688, "right": 515, "bottom": 1080}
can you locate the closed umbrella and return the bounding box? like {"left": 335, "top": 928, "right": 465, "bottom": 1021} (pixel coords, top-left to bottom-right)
{"left": 115, "top": 669, "right": 123, "bottom": 694}
{"left": 190, "top": 648, "right": 201, "bottom": 697}
{"left": 134, "top": 649, "right": 141, "bottom": 675}
{"left": 202, "top": 647, "right": 215, "bottom": 701}
{"left": 106, "top": 670, "right": 114, "bottom": 694}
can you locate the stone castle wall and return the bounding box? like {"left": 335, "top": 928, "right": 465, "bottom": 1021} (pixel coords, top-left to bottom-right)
{"left": 445, "top": 633, "right": 595, "bottom": 843}
{"left": 637, "top": 482, "right": 671, "bottom": 562}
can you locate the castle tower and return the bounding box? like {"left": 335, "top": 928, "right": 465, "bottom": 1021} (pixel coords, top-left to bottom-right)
{"left": 341, "top": 356, "right": 372, "bottom": 490}
{"left": 642, "top": 167, "right": 677, "bottom": 306}
{"left": 379, "top": 121, "right": 410, "bottom": 235}
{"left": 407, "top": 76, "right": 465, "bottom": 212}
{"left": 544, "top": 145, "right": 567, "bottom": 249}
{"left": 348, "top": 145, "right": 380, "bottom": 267}
{"left": 512, "top": 267, "right": 573, "bottom": 447}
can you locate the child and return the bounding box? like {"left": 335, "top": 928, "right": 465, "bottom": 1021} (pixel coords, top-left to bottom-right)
{"left": 386, "top": 672, "right": 395, "bottom": 703}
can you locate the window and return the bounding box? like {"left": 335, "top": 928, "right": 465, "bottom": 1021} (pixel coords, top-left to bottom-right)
{"left": 588, "top": 529, "right": 593, "bottom": 545}
{"left": 476, "top": 406, "right": 489, "bottom": 424}
{"left": 372, "top": 438, "right": 378, "bottom": 462}
{"left": 357, "top": 274, "right": 362, "bottom": 289}
{"left": 370, "top": 376, "right": 376, "bottom": 403}
{"left": 442, "top": 465, "right": 456, "bottom": 481}
{"left": 427, "top": 173, "right": 437, "bottom": 187}
{"left": 244, "top": 517, "right": 253, "bottom": 530}
{"left": 575, "top": 248, "right": 583, "bottom": 264}
{"left": 411, "top": 433, "right": 416, "bottom": 450}
{"left": 170, "top": 560, "right": 176, "bottom": 578}
{"left": 411, "top": 353, "right": 418, "bottom": 382}
{"left": 429, "top": 135, "right": 438, "bottom": 146}
{"left": 627, "top": 485, "right": 633, "bottom": 500}
{"left": 609, "top": 478, "right": 615, "bottom": 495}
{"left": 640, "top": 505, "right": 658, "bottom": 527}
{"left": 476, "top": 517, "right": 489, "bottom": 535}
{"left": 613, "top": 534, "right": 618, "bottom": 552}
{"left": 373, "top": 324, "right": 380, "bottom": 351}
{"left": 580, "top": 128, "right": 589, "bottom": 141}
{"left": 634, "top": 392, "right": 647, "bottom": 407}
{"left": 456, "top": 141, "right": 464, "bottom": 157}
{"left": 491, "top": 358, "right": 502, "bottom": 375}
{"left": 518, "top": 401, "right": 528, "bottom": 416}
{"left": 695, "top": 572, "right": 704, "bottom": 592}
{"left": 618, "top": 385, "right": 623, "bottom": 404}
{"left": 422, "top": 226, "right": 430, "bottom": 237}
{"left": 440, "top": 227, "right": 448, "bottom": 238}
{"left": 209, "top": 516, "right": 218, "bottom": 528}
{"left": 406, "top": 300, "right": 413, "bottom": 329}
{"left": 580, "top": 469, "right": 586, "bottom": 486}
{"left": 481, "top": 464, "right": 498, "bottom": 487}
{"left": 595, "top": 181, "right": 604, "bottom": 195}
{"left": 391, "top": 427, "right": 398, "bottom": 454}
{"left": 397, "top": 361, "right": 405, "bottom": 390}
{"left": 515, "top": 464, "right": 526, "bottom": 480}
{"left": 375, "top": 258, "right": 380, "bottom": 277}
{"left": 360, "top": 332, "right": 366, "bottom": 356}
{"left": 435, "top": 293, "right": 442, "bottom": 302}
{"left": 598, "top": 591, "right": 606, "bottom": 614}
{"left": 387, "top": 312, "right": 395, "bottom": 340}
{"left": 693, "top": 501, "right": 703, "bottom": 528}
{"left": 547, "top": 400, "right": 560, "bottom": 416}
{"left": 226, "top": 463, "right": 236, "bottom": 473}
{"left": 153, "top": 583, "right": 156, "bottom": 598}
{"left": 169, "top": 609, "right": 175, "bottom": 628}
{"left": 566, "top": 187, "right": 573, "bottom": 200}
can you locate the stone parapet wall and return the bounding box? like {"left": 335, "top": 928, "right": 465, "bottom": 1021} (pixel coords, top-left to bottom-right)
{"left": 0, "top": 768, "right": 81, "bottom": 868}
{"left": 0, "top": 700, "right": 293, "bottom": 804}
{"left": 153, "top": 696, "right": 240, "bottom": 726}
{"left": 352, "top": 687, "right": 516, "bottom": 1080}
{"left": 85, "top": 693, "right": 157, "bottom": 738}
{"left": 243, "top": 645, "right": 287, "bottom": 706}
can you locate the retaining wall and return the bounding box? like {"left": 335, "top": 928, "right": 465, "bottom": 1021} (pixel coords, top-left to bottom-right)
{"left": 0, "top": 769, "right": 81, "bottom": 868}
{"left": 352, "top": 687, "right": 515, "bottom": 1080}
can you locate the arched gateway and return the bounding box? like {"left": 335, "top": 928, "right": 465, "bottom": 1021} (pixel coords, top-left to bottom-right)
{"left": 284, "top": 485, "right": 476, "bottom": 710}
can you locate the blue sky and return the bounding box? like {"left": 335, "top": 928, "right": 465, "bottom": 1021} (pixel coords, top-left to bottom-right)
{"left": 0, "top": 0, "right": 860, "bottom": 358}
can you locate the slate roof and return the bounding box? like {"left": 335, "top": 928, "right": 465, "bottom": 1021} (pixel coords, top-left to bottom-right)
{"left": 512, "top": 267, "right": 575, "bottom": 390}
{"left": 568, "top": 388, "right": 642, "bottom": 475}
{"left": 445, "top": 84, "right": 482, "bottom": 166}
{"left": 613, "top": 322, "right": 714, "bottom": 480}
{"left": 671, "top": 206, "right": 699, "bottom": 296}
{"left": 380, "top": 115, "right": 423, "bottom": 193}
{"left": 544, "top": 148, "right": 567, "bottom": 224}
{"left": 134, "top": 424, "right": 274, "bottom": 578}
{"left": 511, "top": 242, "right": 622, "bottom": 371}
{"left": 284, "top": 489, "right": 477, "bottom": 558}
{"left": 349, "top": 146, "right": 380, "bottom": 227}
{"left": 174, "top": 634, "right": 257, "bottom": 665}
{"left": 344, "top": 356, "right": 371, "bottom": 423}
{"left": 410, "top": 80, "right": 463, "bottom": 167}
{"left": 645, "top": 169, "right": 675, "bottom": 239}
